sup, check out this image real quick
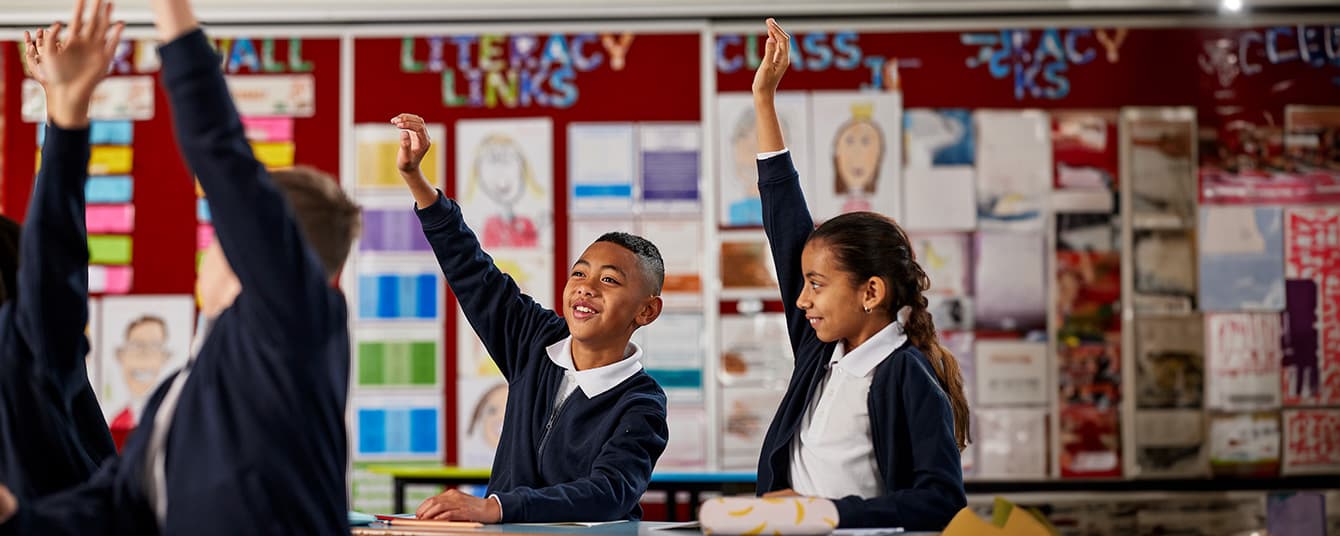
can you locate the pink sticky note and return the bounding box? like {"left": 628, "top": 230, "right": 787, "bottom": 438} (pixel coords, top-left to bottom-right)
{"left": 88, "top": 265, "right": 133, "bottom": 294}
{"left": 197, "top": 223, "right": 215, "bottom": 250}
{"left": 242, "top": 116, "right": 295, "bottom": 142}
{"left": 86, "top": 205, "right": 135, "bottom": 233}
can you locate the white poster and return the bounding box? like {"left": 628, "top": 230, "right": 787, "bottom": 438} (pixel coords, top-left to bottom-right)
{"left": 224, "top": 74, "right": 315, "bottom": 118}
{"left": 1205, "top": 313, "right": 1283, "bottom": 411}
{"left": 720, "top": 387, "right": 785, "bottom": 470}
{"left": 975, "top": 339, "right": 1049, "bottom": 406}
{"left": 568, "top": 123, "right": 636, "bottom": 216}
{"left": 354, "top": 122, "right": 446, "bottom": 192}
{"left": 87, "top": 298, "right": 101, "bottom": 404}
{"left": 23, "top": 76, "right": 155, "bottom": 122}
{"left": 719, "top": 313, "right": 793, "bottom": 388}
{"left": 975, "top": 110, "right": 1052, "bottom": 230}
{"left": 638, "top": 218, "right": 703, "bottom": 300}
{"left": 455, "top": 118, "right": 554, "bottom": 250}
{"left": 457, "top": 379, "right": 509, "bottom": 468}
{"left": 639, "top": 123, "right": 702, "bottom": 214}
{"left": 568, "top": 218, "right": 636, "bottom": 272}
{"left": 716, "top": 92, "right": 810, "bottom": 227}
{"left": 903, "top": 166, "right": 976, "bottom": 231}
{"left": 97, "top": 295, "right": 195, "bottom": 431}
{"left": 976, "top": 407, "right": 1049, "bottom": 478}
{"left": 809, "top": 91, "right": 902, "bottom": 222}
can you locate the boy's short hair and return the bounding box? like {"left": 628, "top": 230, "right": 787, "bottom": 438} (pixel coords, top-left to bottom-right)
{"left": 594, "top": 232, "right": 664, "bottom": 296}
{"left": 270, "top": 167, "right": 362, "bottom": 280}
{"left": 0, "top": 216, "right": 19, "bottom": 305}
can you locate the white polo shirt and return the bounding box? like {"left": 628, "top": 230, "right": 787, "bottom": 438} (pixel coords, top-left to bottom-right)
{"left": 789, "top": 320, "right": 908, "bottom": 500}
{"left": 543, "top": 337, "right": 645, "bottom": 404}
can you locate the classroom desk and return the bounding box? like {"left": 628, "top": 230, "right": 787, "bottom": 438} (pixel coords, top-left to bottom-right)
{"left": 351, "top": 521, "right": 939, "bottom": 536}
{"left": 367, "top": 467, "right": 757, "bottom": 521}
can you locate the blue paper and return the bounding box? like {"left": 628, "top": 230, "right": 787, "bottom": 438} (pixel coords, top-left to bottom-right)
{"left": 86, "top": 176, "right": 134, "bottom": 204}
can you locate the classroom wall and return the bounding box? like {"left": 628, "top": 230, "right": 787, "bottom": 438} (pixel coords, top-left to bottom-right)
{"left": 0, "top": 13, "right": 1337, "bottom": 514}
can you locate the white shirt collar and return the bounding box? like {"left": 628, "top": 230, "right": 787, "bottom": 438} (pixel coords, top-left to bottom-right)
{"left": 544, "top": 336, "right": 644, "bottom": 398}
{"left": 829, "top": 319, "right": 909, "bottom": 378}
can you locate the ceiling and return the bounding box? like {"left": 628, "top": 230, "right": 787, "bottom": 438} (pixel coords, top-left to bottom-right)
{"left": 0, "top": 0, "right": 1335, "bottom": 26}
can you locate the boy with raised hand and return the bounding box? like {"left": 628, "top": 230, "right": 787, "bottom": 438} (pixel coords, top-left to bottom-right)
{"left": 0, "top": 0, "right": 361, "bottom": 533}
{"left": 0, "top": 0, "right": 123, "bottom": 502}
{"left": 392, "top": 113, "right": 669, "bottom": 523}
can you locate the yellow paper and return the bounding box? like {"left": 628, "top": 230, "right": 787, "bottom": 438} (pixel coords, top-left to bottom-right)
{"left": 941, "top": 503, "right": 1056, "bottom": 536}
{"left": 89, "top": 146, "right": 134, "bottom": 175}
{"left": 942, "top": 508, "right": 1003, "bottom": 536}
{"left": 357, "top": 139, "right": 438, "bottom": 189}
{"left": 88, "top": 235, "right": 133, "bottom": 265}
{"left": 251, "top": 141, "right": 296, "bottom": 169}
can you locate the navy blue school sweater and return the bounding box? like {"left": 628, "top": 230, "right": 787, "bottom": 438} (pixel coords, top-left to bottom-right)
{"left": 416, "top": 193, "right": 668, "bottom": 523}
{"left": 1, "top": 29, "right": 350, "bottom": 536}
{"left": 0, "top": 125, "right": 117, "bottom": 500}
{"left": 754, "top": 152, "right": 966, "bottom": 531}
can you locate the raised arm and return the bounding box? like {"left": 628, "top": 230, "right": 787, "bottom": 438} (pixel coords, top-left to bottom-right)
{"left": 395, "top": 115, "right": 566, "bottom": 380}
{"left": 11, "top": 0, "right": 123, "bottom": 399}
{"left": 753, "top": 19, "right": 819, "bottom": 357}
{"left": 150, "top": 0, "right": 332, "bottom": 334}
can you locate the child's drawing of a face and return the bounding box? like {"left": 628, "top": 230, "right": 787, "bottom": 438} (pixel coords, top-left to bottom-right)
{"left": 833, "top": 119, "right": 882, "bottom": 194}
{"left": 476, "top": 137, "right": 527, "bottom": 207}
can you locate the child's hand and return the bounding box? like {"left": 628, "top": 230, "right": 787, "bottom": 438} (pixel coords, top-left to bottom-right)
{"left": 415, "top": 489, "right": 502, "bottom": 523}
{"left": 0, "top": 484, "right": 16, "bottom": 524}
{"left": 751, "top": 18, "right": 790, "bottom": 97}
{"left": 391, "top": 113, "right": 432, "bottom": 174}
{"left": 24, "top": 0, "right": 124, "bottom": 128}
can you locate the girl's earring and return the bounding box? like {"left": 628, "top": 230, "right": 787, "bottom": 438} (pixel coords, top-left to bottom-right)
{"left": 864, "top": 306, "right": 871, "bottom": 314}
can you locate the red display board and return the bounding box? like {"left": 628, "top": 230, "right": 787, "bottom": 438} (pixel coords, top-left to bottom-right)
{"left": 0, "top": 36, "right": 342, "bottom": 295}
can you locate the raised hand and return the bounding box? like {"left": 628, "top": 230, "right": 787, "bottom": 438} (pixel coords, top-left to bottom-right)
{"left": 25, "top": 0, "right": 124, "bottom": 128}
{"left": 390, "top": 113, "right": 440, "bottom": 209}
{"left": 391, "top": 113, "right": 432, "bottom": 173}
{"left": 751, "top": 18, "right": 791, "bottom": 97}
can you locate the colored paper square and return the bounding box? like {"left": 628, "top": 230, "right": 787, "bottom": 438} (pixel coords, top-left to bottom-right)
{"left": 241, "top": 116, "right": 295, "bottom": 142}
{"left": 410, "top": 342, "right": 436, "bottom": 385}
{"left": 89, "top": 146, "right": 134, "bottom": 175}
{"left": 197, "top": 224, "right": 214, "bottom": 250}
{"left": 86, "top": 176, "right": 133, "bottom": 204}
{"left": 358, "top": 342, "right": 386, "bottom": 386}
{"left": 385, "top": 409, "right": 411, "bottom": 454}
{"left": 88, "top": 235, "right": 132, "bottom": 265}
{"left": 377, "top": 275, "right": 399, "bottom": 318}
{"left": 383, "top": 342, "right": 411, "bottom": 385}
{"left": 409, "top": 409, "right": 438, "bottom": 454}
{"left": 357, "top": 275, "right": 379, "bottom": 319}
{"left": 357, "top": 409, "right": 387, "bottom": 454}
{"left": 90, "top": 120, "right": 134, "bottom": 145}
{"left": 86, "top": 204, "right": 135, "bottom": 233}
{"left": 88, "top": 265, "right": 133, "bottom": 294}
{"left": 415, "top": 274, "right": 437, "bottom": 318}
{"left": 197, "top": 199, "right": 211, "bottom": 223}
{"left": 251, "top": 141, "right": 295, "bottom": 169}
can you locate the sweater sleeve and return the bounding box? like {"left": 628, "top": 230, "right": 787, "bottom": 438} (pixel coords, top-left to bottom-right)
{"left": 415, "top": 192, "right": 567, "bottom": 381}
{"left": 756, "top": 152, "right": 820, "bottom": 359}
{"left": 12, "top": 124, "right": 93, "bottom": 402}
{"left": 159, "top": 29, "right": 333, "bottom": 349}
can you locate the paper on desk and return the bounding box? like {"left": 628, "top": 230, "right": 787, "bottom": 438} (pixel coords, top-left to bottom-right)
{"left": 514, "top": 521, "right": 630, "bottom": 527}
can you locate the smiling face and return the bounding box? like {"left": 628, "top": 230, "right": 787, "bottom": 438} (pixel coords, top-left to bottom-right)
{"left": 833, "top": 120, "right": 883, "bottom": 194}
{"left": 795, "top": 240, "right": 872, "bottom": 344}
{"left": 563, "top": 241, "right": 658, "bottom": 348}
{"left": 117, "top": 319, "right": 171, "bottom": 399}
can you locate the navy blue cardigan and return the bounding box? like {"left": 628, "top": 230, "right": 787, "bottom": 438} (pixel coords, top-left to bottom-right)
{"left": 754, "top": 152, "right": 966, "bottom": 531}
{"left": 416, "top": 193, "right": 668, "bottom": 523}
{"left": 0, "top": 125, "right": 117, "bottom": 501}
{"left": 1, "top": 29, "right": 350, "bottom": 535}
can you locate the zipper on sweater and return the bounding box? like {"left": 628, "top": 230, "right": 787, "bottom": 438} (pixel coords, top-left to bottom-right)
{"left": 536, "top": 393, "right": 575, "bottom": 474}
